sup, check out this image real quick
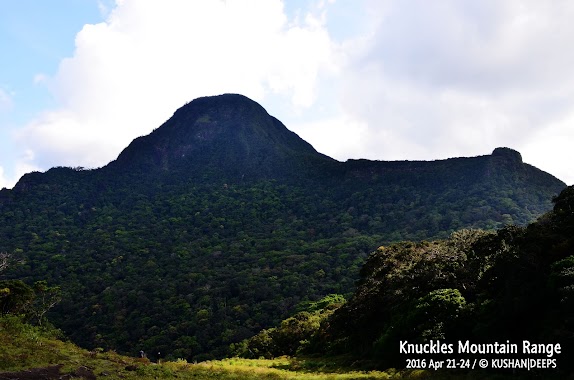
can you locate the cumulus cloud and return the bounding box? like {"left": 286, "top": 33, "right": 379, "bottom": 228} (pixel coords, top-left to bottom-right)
{"left": 332, "top": 0, "right": 574, "bottom": 183}
{"left": 17, "top": 0, "right": 338, "bottom": 170}
{"left": 9, "top": 0, "right": 574, "bottom": 186}
{"left": 0, "top": 151, "right": 39, "bottom": 189}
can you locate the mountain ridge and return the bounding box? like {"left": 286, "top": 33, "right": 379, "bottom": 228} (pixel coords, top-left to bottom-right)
{"left": 0, "top": 93, "right": 567, "bottom": 361}
{"left": 7, "top": 94, "right": 564, "bottom": 191}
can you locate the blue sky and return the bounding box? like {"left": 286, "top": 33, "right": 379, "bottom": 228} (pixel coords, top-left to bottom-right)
{"left": 1, "top": 0, "right": 573, "bottom": 188}
{"left": 0, "top": 0, "right": 109, "bottom": 184}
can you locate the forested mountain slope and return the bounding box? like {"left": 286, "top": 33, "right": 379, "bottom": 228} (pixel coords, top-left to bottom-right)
{"left": 0, "top": 94, "right": 566, "bottom": 361}
{"left": 235, "top": 186, "right": 574, "bottom": 377}
{"left": 311, "top": 185, "right": 574, "bottom": 374}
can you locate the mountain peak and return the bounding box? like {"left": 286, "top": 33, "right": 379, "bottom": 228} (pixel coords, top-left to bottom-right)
{"left": 111, "top": 94, "right": 331, "bottom": 180}
{"left": 175, "top": 93, "right": 262, "bottom": 114}
{"left": 492, "top": 147, "right": 522, "bottom": 163}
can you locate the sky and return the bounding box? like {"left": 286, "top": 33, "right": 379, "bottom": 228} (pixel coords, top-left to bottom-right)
{"left": 1, "top": 0, "right": 573, "bottom": 189}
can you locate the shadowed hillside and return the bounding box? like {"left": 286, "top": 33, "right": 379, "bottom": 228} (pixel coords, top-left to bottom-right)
{"left": 0, "top": 94, "right": 566, "bottom": 361}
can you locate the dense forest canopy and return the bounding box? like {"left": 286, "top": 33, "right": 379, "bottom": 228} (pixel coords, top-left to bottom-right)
{"left": 235, "top": 185, "right": 574, "bottom": 376}
{"left": 0, "top": 94, "right": 566, "bottom": 361}
{"left": 322, "top": 185, "right": 574, "bottom": 371}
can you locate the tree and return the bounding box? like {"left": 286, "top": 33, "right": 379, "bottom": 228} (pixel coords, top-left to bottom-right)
{"left": 0, "top": 271, "right": 61, "bottom": 325}
{"left": 0, "top": 280, "right": 35, "bottom": 315}
{"left": 411, "top": 288, "right": 467, "bottom": 341}
{"left": 0, "top": 252, "right": 10, "bottom": 273}
{"left": 30, "top": 281, "right": 62, "bottom": 326}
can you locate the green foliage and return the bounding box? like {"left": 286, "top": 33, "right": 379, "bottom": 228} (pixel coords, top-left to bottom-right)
{"left": 313, "top": 186, "right": 574, "bottom": 374}
{"left": 0, "top": 279, "right": 61, "bottom": 326}
{"left": 29, "top": 280, "right": 62, "bottom": 325}
{"left": 298, "top": 294, "right": 346, "bottom": 313}
{"left": 412, "top": 288, "right": 467, "bottom": 340}
{"left": 0, "top": 252, "right": 11, "bottom": 272}
{"left": 0, "top": 280, "right": 35, "bottom": 315}
{"left": 0, "top": 313, "right": 408, "bottom": 379}
{"left": 233, "top": 294, "right": 345, "bottom": 359}
{"left": 0, "top": 94, "right": 566, "bottom": 361}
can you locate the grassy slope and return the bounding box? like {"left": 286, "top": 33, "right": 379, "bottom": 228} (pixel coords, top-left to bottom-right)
{"left": 1, "top": 316, "right": 427, "bottom": 379}
{"left": 0, "top": 317, "right": 548, "bottom": 380}
{"left": 2, "top": 316, "right": 544, "bottom": 379}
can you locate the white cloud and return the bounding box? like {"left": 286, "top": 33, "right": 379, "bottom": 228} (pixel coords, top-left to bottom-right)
{"left": 0, "top": 151, "right": 40, "bottom": 189}
{"left": 332, "top": 0, "right": 574, "bottom": 184}
{"left": 357, "top": 0, "right": 574, "bottom": 93}
{"left": 291, "top": 116, "right": 369, "bottom": 161}
{"left": 0, "top": 166, "right": 7, "bottom": 189}
{"left": 10, "top": 0, "right": 574, "bottom": 187}
{"left": 521, "top": 112, "right": 574, "bottom": 186}
{"left": 18, "top": 0, "right": 339, "bottom": 170}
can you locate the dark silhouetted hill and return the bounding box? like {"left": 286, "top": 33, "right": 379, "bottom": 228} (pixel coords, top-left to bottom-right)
{"left": 0, "top": 94, "right": 566, "bottom": 361}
